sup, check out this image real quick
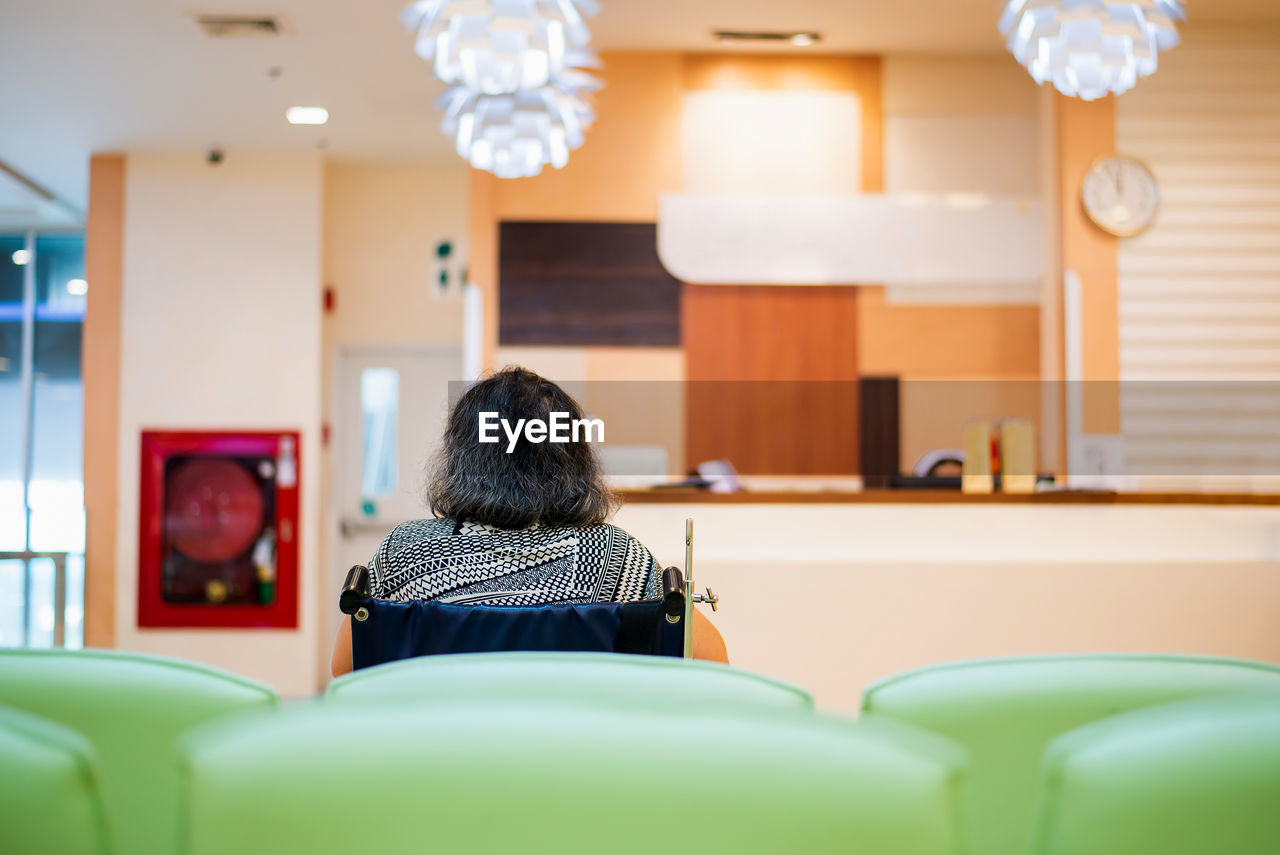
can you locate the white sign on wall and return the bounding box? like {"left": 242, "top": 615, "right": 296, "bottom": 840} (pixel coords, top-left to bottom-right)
{"left": 657, "top": 193, "right": 1043, "bottom": 288}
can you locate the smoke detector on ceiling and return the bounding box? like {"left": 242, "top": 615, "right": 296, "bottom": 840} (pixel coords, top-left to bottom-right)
{"left": 194, "top": 14, "right": 291, "bottom": 38}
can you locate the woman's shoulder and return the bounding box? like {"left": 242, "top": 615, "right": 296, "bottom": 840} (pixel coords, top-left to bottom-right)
{"left": 377, "top": 518, "right": 658, "bottom": 560}
{"left": 378, "top": 518, "right": 457, "bottom": 553}
{"left": 596, "top": 522, "right": 647, "bottom": 545}
{"left": 544, "top": 521, "right": 638, "bottom": 540}
{"left": 586, "top": 523, "right": 662, "bottom": 600}
{"left": 578, "top": 523, "right": 662, "bottom": 562}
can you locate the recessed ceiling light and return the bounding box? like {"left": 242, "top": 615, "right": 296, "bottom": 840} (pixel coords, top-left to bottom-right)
{"left": 66, "top": 278, "right": 88, "bottom": 296}
{"left": 286, "top": 106, "right": 329, "bottom": 125}
{"left": 714, "top": 31, "right": 821, "bottom": 46}
{"left": 11, "top": 249, "right": 31, "bottom": 266}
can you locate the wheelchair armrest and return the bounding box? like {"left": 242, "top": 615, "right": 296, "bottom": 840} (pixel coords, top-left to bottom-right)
{"left": 339, "top": 565, "right": 371, "bottom": 615}
{"left": 661, "top": 566, "right": 685, "bottom": 620}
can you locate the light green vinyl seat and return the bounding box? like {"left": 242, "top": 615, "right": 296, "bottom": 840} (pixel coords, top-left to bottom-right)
{"left": 325, "top": 651, "right": 814, "bottom": 713}
{"left": 1031, "top": 692, "right": 1280, "bottom": 855}
{"left": 0, "top": 704, "right": 112, "bottom": 855}
{"left": 860, "top": 654, "right": 1280, "bottom": 855}
{"left": 0, "top": 649, "right": 278, "bottom": 855}
{"left": 180, "top": 699, "right": 965, "bottom": 855}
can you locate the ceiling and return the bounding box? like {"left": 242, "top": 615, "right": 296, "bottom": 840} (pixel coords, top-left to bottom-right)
{"left": 1, "top": 0, "right": 1276, "bottom": 216}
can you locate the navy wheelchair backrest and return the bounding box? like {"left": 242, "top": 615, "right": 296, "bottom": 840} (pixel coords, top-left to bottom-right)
{"left": 340, "top": 564, "right": 688, "bottom": 670}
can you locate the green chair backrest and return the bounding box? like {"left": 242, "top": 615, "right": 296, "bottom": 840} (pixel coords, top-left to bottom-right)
{"left": 180, "top": 700, "right": 964, "bottom": 855}
{"left": 325, "top": 651, "right": 814, "bottom": 713}
{"left": 860, "top": 654, "right": 1280, "bottom": 855}
{"left": 1032, "top": 692, "right": 1280, "bottom": 855}
{"left": 0, "top": 649, "right": 278, "bottom": 855}
{"left": 0, "top": 703, "right": 112, "bottom": 855}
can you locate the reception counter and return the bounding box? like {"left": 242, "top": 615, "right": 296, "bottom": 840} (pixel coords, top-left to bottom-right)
{"left": 613, "top": 489, "right": 1280, "bottom": 715}
{"left": 619, "top": 488, "right": 1280, "bottom": 505}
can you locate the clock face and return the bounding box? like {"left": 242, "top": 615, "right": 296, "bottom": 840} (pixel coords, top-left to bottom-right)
{"left": 1081, "top": 155, "right": 1160, "bottom": 237}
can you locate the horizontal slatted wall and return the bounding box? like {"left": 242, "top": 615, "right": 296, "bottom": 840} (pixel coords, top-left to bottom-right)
{"left": 1117, "top": 27, "right": 1280, "bottom": 483}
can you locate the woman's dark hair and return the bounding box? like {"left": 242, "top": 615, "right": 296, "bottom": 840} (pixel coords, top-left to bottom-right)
{"left": 427, "top": 366, "right": 615, "bottom": 529}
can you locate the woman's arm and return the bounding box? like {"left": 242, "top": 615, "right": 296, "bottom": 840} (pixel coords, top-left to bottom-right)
{"left": 331, "top": 617, "right": 353, "bottom": 678}
{"left": 692, "top": 608, "right": 729, "bottom": 664}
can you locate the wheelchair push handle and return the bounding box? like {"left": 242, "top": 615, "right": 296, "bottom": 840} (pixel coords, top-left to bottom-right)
{"left": 340, "top": 565, "right": 371, "bottom": 615}
{"left": 661, "top": 565, "right": 686, "bottom": 620}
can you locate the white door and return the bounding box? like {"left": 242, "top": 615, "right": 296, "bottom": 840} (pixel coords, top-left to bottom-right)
{"left": 332, "top": 346, "right": 462, "bottom": 628}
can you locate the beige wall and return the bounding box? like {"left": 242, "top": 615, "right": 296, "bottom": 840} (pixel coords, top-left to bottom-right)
{"left": 676, "top": 54, "right": 885, "bottom": 195}
{"left": 322, "top": 160, "right": 468, "bottom": 346}
{"left": 883, "top": 55, "right": 1040, "bottom": 197}
{"left": 113, "top": 153, "right": 324, "bottom": 696}
{"left": 681, "top": 88, "right": 862, "bottom": 195}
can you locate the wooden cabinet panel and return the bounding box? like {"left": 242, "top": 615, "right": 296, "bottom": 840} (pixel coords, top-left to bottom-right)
{"left": 683, "top": 285, "right": 860, "bottom": 474}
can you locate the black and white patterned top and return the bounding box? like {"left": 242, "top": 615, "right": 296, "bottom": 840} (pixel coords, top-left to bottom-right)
{"left": 366, "top": 518, "right": 661, "bottom": 606}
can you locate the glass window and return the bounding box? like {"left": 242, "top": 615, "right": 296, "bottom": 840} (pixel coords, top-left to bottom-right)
{"left": 30, "top": 234, "right": 85, "bottom": 553}
{"left": 0, "top": 235, "right": 26, "bottom": 553}
{"left": 360, "top": 367, "right": 400, "bottom": 497}
{"left": 0, "top": 559, "right": 21, "bottom": 647}
{"left": 0, "top": 230, "right": 85, "bottom": 649}
{"left": 65, "top": 554, "right": 84, "bottom": 649}
{"left": 27, "top": 558, "right": 54, "bottom": 649}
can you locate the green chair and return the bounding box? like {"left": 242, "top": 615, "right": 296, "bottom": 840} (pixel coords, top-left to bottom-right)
{"left": 0, "top": 704, "right": 112, "bottom": 855}
{"left": 860, "top": 654, "right": 1280, "bottom": 855}
{"left": 180, "top": 700, "right": 965, "bottom": 855}
{"left": 1031, "top": 692, "right": 1280, "bottom": 855}
{"left": 325, "top": 651, "right": 815, "bottom": 713}
{"left": 0, "top": 649, "right": 278, "bottom": 855}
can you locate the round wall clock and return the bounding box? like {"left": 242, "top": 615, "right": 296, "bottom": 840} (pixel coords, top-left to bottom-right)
{"left": 1081, "top": 154, "right": 1160, "bottom": 237}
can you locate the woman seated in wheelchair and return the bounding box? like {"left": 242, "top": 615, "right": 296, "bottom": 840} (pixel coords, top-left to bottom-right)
{"left": 331, "top": 366, "right": 728, "bottom": 676}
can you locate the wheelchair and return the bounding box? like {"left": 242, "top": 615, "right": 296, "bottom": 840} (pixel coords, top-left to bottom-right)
{"left": 339, "top": 518, "right": 718, "bottom": 670}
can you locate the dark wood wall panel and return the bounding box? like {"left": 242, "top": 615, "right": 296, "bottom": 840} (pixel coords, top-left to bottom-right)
{"left": 498, "top": 221, "right": 681, "bottom": 346}
{"left": 683, "top": 285, "right": 860, "bottom": 475}
{"left": 858, "top": 376, "right": 901, "bottom": 488}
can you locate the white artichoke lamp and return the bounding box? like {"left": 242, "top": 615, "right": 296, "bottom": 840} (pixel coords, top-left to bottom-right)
{"left": 437, "top": 65, "right": 601, "bottom": 178}
{"left": 999, "top": 0, "right": 1186, "bottom": 100}
{"left": 402, "top": 0, "right": 600, "bottom": 95}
